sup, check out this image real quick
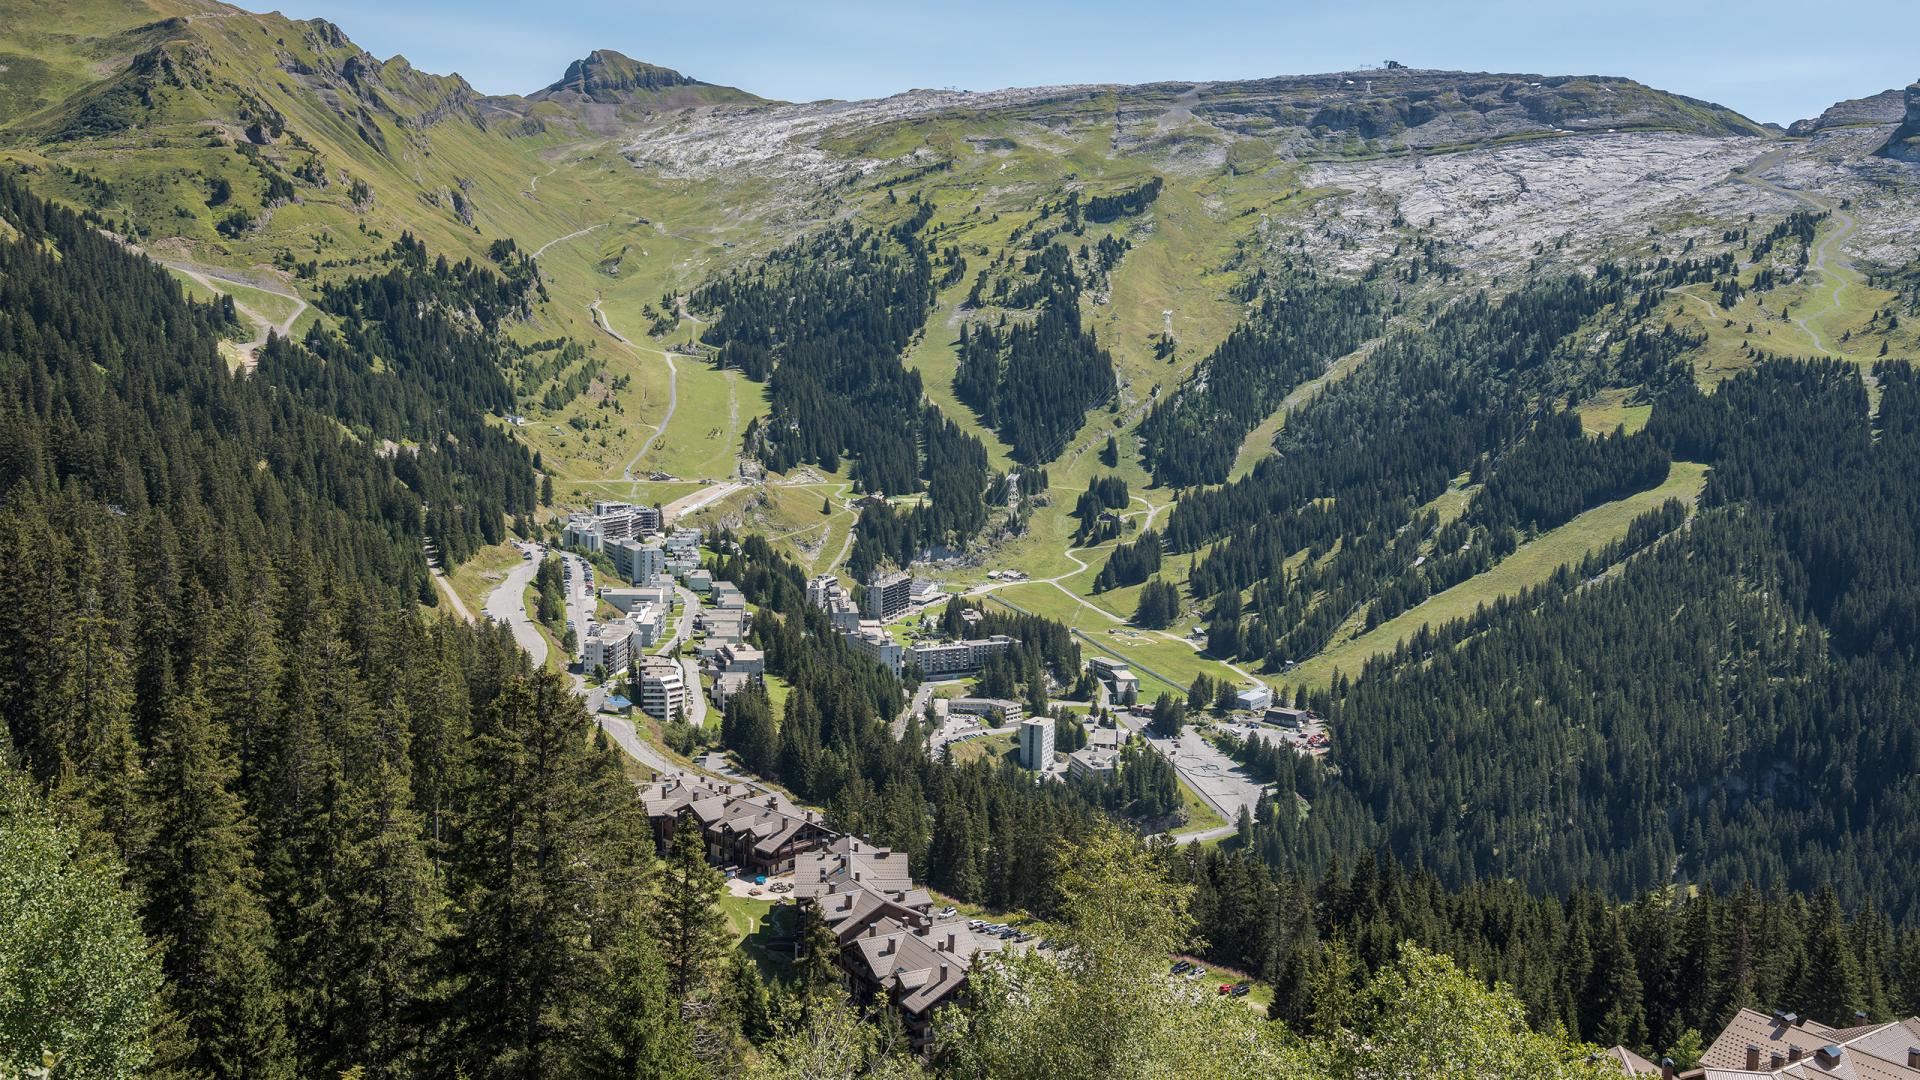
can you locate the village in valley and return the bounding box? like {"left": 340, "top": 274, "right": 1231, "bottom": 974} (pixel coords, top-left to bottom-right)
{"left": 479, "top": 491, "right": 1333, "bottom": 1024}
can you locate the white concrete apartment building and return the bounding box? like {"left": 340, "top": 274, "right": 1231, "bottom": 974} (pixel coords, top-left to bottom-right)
{"left": 906, "top": 635, "right": 1017, "bottom": 678}
{"left": 562, "top": 502, "right": 662, "bottom": 553}
{"left": 1018, "top": 716, "right": 1055, "bottom": 771}
{"left": 847, "top": 621, "right": 904, "bottom": 675}
{"left": 949, "top": 698, "right": 1025, "bottom": 725}
{"left": 628, "top": 602, "right": 665, "bottom": 650}
{"left": 610, "top": 538, "right": 666, "bottom": 586}
{"left": 637, "top": 656, "right": 687, "bottom": 722}
{"left": 583, "top": 622, "right": 634, "bottom": 678}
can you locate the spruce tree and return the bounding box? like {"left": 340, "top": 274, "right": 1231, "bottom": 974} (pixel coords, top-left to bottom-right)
{"left": 654, "top": 818, "right": 731, "bottom": 1006}
{"left": 300, "top": 756, "right": 443, "bottom": 1078}
{"left": 445, "top": 669, "right": 650, "bottom": 1076}
{"left": 1588, "top": 914, "right": 1649, "bottom": 1051}
{"left": 136, "top": 674, "right": 294, "bottom": 1080}
{"left": 1795, "top": 888, "right": 1865, "bottom": 1024}
{"left": 576, "top": 908, "right": 699, "bottom": 1079}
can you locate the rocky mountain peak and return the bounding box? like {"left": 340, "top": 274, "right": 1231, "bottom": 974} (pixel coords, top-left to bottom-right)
{"left": 535, "top": 50, "right": 702, "bottom": 103}
{"left": 1788, "top": 86, "right": 1908, "bottom": 135}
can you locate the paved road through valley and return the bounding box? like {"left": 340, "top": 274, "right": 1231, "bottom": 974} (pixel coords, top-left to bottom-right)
{"left": 483, "top": 545, "right": 549, "bottom": 668}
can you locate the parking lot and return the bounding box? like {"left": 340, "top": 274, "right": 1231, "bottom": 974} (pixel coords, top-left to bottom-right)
{"left": 928, "top": 711, "right": 1014, "bottom": 756}
{"left": 1220, "top": 716, "right": 1330, "bottom": 756}
{"left": 1118, "top": 715, "right": 1270, "bottom": 825}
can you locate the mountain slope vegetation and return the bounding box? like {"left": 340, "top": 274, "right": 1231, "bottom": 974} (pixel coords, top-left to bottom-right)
{"left": 7, "top": 1, "right": 1920, "bottom": 1072}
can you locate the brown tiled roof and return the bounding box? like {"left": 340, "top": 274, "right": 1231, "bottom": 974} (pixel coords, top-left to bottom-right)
{"left": 845, "top": 918, "right": 989, "bottom": 1016}
{"left": 790, "top": 836, "right": 916, "bottom": 901}
{"left": 1697, "top": 1009, "right": 1920, "bottom": 1080}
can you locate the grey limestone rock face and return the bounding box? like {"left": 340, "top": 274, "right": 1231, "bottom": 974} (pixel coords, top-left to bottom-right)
{"left": 1787, "top": 88, "right": 1907, "bottom": 135}
{"left": 1877, "top": 81, "right": 1920, "bottom": 161}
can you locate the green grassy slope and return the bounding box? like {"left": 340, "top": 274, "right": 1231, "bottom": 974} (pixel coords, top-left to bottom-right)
{"left": 4, "top": 0, "right": 1818, "bottom": 707}
{"left": 1287, "top": 462, "right": 1711, "bottom": 690}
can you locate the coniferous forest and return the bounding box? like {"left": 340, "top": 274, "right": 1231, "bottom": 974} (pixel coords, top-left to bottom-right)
{"left": 695, "top": 221, "right": 999, "bottom": 576}
{"left": 8, "top": 25, "right": 1920, "bottom": 1074}
{"left": 0, "top": 172, "right": 684, "bottom": 1077}
{"left": 954, "top": 244, "right": 1115, "bottom": 463}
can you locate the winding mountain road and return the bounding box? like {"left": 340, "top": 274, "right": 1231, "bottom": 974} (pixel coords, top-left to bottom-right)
{"left": 162, "top": 261, "right": 308, "bottom": 369}
{"left": 483, "top": 548, "right": 549, "bottom": 668}
{"left": 590, "top": 297, "right": 684, "bottom": 481}
{"left": 531, "top": 220, "right": 609, "bottom": 260}
{"left": 1735, "top": 149, "right": 1863, "bottom": 358}
{"left": 431, "top": 569, "right": 473, "bottom": 622}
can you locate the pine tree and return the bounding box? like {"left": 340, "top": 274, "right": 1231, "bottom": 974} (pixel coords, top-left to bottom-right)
{"left": 136, "top": 674, "right": 295, "bottom": 1080}
{"left": 202, "top": 579, "right": 282, "bottom": 811}
{"left": 64, "top": 579, "right": 145, "bottom": 861}
{"left": 300, "top": 756, "right": 443, "bottom": 1078}
{"left": 444, "top": 669, "right": 650, "bottom": 1076}
{"left": 1588, "top": 913, "right": 1649, "bottom": 1051}
{"left": 576, "top": 908, "right": 699, "bottom": 1079}
{"left": 654, "top": 818, "right": 731, "bottom": 1006}
{"left": 1794, "top": 888, "right": 1865, "bottom": 1024}
{"left": 1188, "top": 674, "right": 1214, "bottom": 711}
{"left": 1148, "top": 693, "right": 1185, "bottom": 739}
{"left": 929, "top": 799, "right": 983, "bottom": 900}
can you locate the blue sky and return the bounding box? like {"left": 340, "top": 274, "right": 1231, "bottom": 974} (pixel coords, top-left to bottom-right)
{"left": 277, "top": 0, "right": 1917, "bottom": 126}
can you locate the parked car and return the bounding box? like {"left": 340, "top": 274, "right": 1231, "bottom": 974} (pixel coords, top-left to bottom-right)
{"left": 939, "top": 906, "right": 957, "bottom": 918}
{"left": 1171, "top": 961, "right": 1192, "bottom": 975}
{"left": 1230, "top": 983, "right": 1252, "bottom": 998}
{"left": 1185, "top": 968, "right": 1207, "bottom": 981}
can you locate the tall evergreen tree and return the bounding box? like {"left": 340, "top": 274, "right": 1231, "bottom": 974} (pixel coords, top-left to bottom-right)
{"left": 1795, "top": 888, "right": 1866, "bottom": 1026}
{"left": 654, "top": 819, "right": 732, "bottom": 1007}
{"left": 135, "top": 675, "right": 294, "bottom": 1080}
{"left": 444, "top": 669, "right": 650, "bottom": 1077}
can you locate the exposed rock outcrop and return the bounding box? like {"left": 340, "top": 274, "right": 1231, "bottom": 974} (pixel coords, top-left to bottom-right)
{"left": 533, "top": 50, "right": 703, "bottom": 103}
{"left": 1788, "top": 88, "right": 1906, "bottom": 135}
{"left": 1877, "top": 80, "right": 1920, "bottom": 161}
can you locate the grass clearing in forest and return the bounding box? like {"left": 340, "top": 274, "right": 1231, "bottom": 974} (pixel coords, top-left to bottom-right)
{"left": 1288, "top": 461, "right": 1710, "bottom": 689}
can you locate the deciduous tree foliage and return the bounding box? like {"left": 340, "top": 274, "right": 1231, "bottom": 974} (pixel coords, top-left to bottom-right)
{"left": 0, "top": 775, "right": 159, "bottom": 1077}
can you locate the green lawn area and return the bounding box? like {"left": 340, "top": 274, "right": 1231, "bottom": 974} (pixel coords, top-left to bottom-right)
{"left": 763, "top": 672, "right": 793, "bottom": 716}
{"left": 982, "top": 585, "right": 1217, "bottom": 703}
{"left": 1172, "top": 779, "right": 1228, "bottom": 836}
{"left": 719, "top": 893, "right": 771, "bottom": 941}
{"left": 1575, "top": 387, "right": 1653, "bottom": 435}
{"left": 718, "top": 893, "right": 793, "bottom": 981}
{"left": 1288, "top": 461, "right": 1710, "bottom": 689}
{"left": 947, "top": 730, "right": 1018, "bottom": 766}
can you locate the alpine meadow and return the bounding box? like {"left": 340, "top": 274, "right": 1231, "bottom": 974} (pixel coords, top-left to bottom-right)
{"left": 3, "top": 1, "right": 1920, "bottom": 1077}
